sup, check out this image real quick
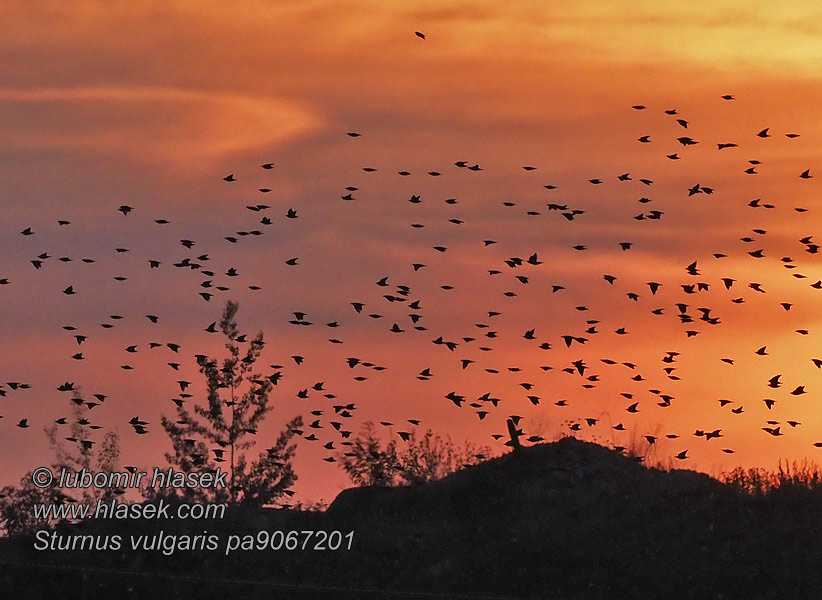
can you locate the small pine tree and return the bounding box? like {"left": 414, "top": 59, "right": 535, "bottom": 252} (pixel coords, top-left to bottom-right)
{"left": 157, "top": 301, "right": 302, "bottom": 505}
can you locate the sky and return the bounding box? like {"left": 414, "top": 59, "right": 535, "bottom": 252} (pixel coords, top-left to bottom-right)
{"left": 3, "top": 0, "right": 822, "bottom": 503}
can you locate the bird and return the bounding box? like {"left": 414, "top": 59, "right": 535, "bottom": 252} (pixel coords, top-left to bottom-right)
{"left": 6, "top": 88, "right": 822, "bottom": 507}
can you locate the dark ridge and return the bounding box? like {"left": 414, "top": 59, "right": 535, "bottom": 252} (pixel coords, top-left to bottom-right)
{"left": 1, "top": 437, "right": 820, "bottom": 599}
{"left": 328, "top": 436, "right": 728, "bottom": 519}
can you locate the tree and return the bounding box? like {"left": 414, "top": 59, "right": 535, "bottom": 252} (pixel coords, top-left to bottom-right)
{"left": 338, "top": 422, "right": 401, "bottom": 487}
{"left": 157, "top": 301, "right": 302, "bottom": 505}
{"left": 397, "top": 428, "right": 489, "bottom": 485}
{"left": 45, "top": 401, "right": 121, "bottom": 506}
{"left": 0, "top": 394, "right": 121, "bottom": 535}
{"left": 0, "top": 475, "right": 69, "bottom": 536}
{"left": 338, "top": 421, "right": 491, "bottom": 487}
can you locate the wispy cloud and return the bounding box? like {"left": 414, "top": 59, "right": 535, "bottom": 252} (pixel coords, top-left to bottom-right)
{"left": 0, "top": 86, "right": 323, "bottom": 171}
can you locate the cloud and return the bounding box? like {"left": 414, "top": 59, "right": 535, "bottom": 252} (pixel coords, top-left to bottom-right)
{"left": 0, "top": 86, "right": 323, "bottom": 171}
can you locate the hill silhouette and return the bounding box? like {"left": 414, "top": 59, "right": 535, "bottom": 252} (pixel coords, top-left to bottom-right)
{"left": 1, "top": 437, "right": 820, "bottom": 599}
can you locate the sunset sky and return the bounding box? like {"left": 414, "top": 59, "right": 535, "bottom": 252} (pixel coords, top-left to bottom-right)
{"left": 3, "top": 1, "right": 822, "bottom": 503}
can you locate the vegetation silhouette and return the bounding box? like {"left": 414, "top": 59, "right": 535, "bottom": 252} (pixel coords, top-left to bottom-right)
{"left": 154, "top": 300, "right": 302, "bottom": 505}
{"left": 2, "top": 437, "right": 821, "bottom": 599}
{"left": 0, "top": 394, "right": 121, "bottom": 535}
{"left": 337, "top": 421, "right": 491, "bottom": 487}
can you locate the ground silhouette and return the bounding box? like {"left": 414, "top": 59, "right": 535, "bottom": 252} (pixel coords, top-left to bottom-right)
{"left": 0, "top": 437, "right": 820, "bottom": 599}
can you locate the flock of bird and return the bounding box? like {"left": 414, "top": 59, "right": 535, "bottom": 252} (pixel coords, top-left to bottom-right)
{"left": 3, "top": 87, "right": 822, "bottom": 496}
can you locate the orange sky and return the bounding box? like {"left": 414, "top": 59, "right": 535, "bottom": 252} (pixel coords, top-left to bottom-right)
{"left": 3, "top": 1, "right": 822, "bottom": 503}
